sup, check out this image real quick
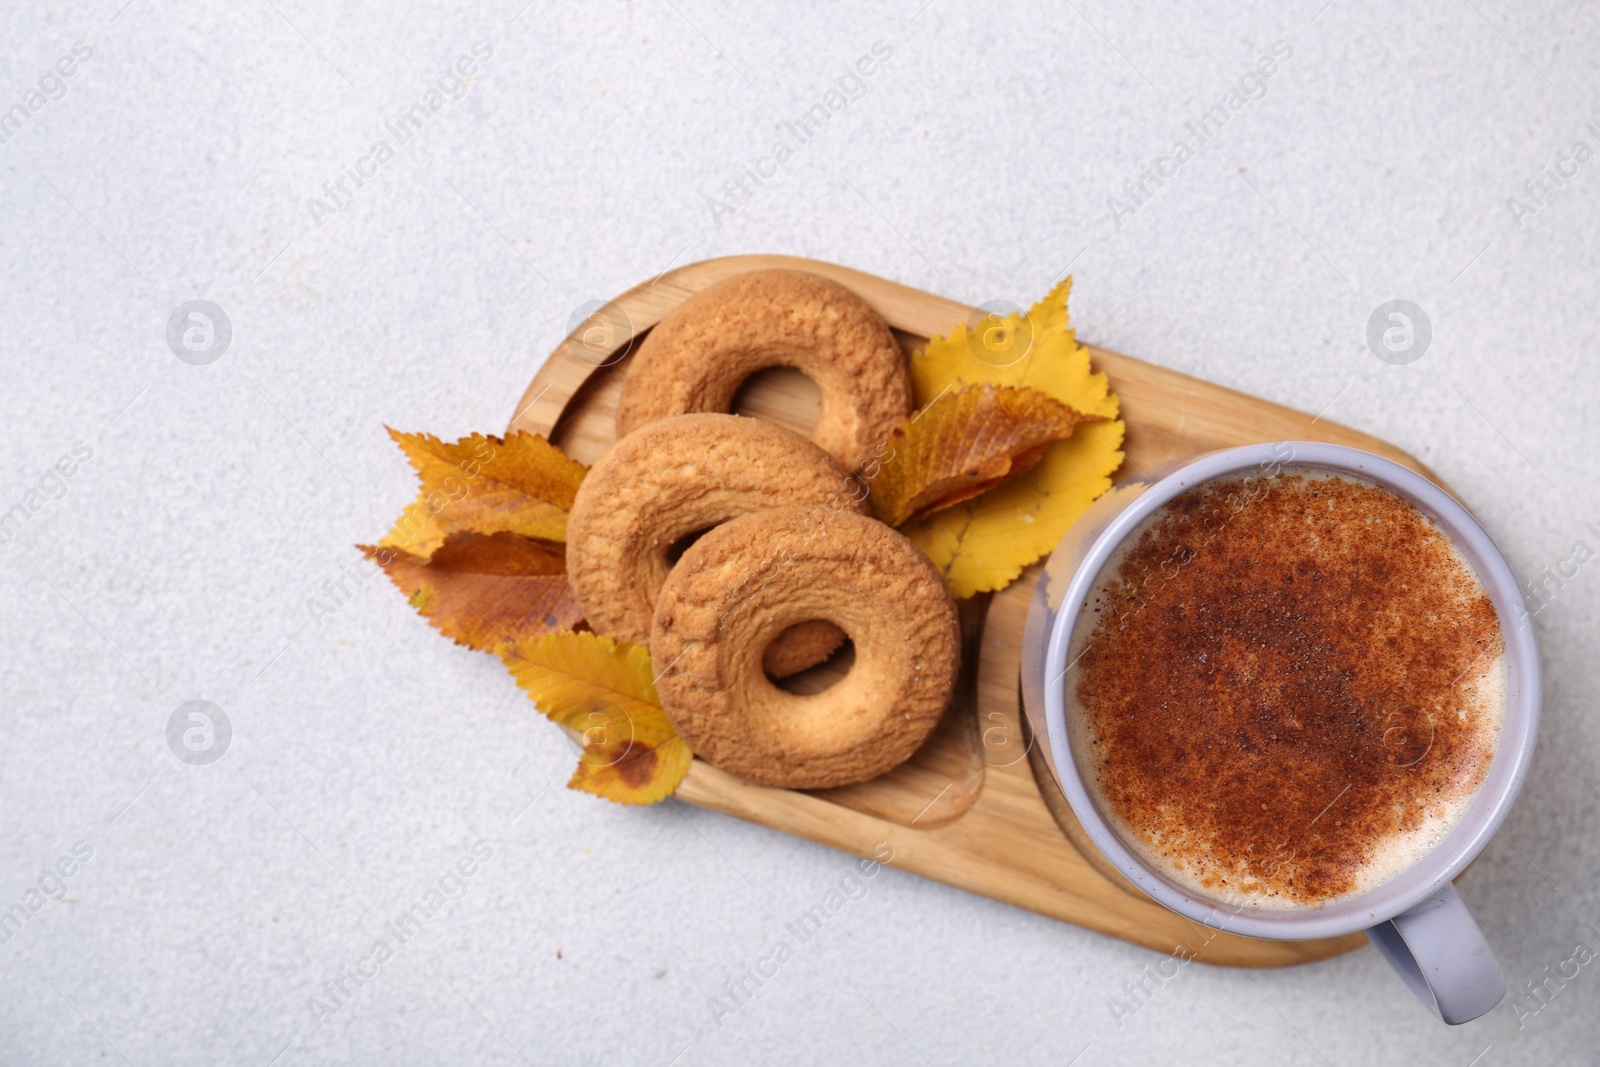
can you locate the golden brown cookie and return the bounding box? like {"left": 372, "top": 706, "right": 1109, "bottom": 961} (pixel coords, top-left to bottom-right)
{"left": 651, "top": 506, "right": 960, "bottom": 789}
{"left": 615, "top": 269, "right": 912, "bottom": 474}
{"left": 566, "top": 414, "right": 868, "bottom": 677}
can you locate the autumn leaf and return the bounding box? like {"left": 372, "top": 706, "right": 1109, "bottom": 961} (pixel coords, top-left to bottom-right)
{"left": 386, "top": 427, "right": 588, "bottom": 544}
{"left": 379, "top": 493, "right": 450, "bottom": 558}
{"left": 902, "top": 279, "right": 1125, "bottom": 598}
{"left": 870, "top": 384, "right": 1099, "bottom": 527}
{"left": 908, "top": 278, "right": 1120, "bottom": 420}
{"left": 362, "top": 531, "right": 583, "bottom": 651}
{"left": 499, "top": 632, "right": 692, "bottom": 805}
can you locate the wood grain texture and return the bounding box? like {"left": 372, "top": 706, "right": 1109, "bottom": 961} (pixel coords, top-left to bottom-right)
{"left": 509, "top": 253, "right": 1432, "bottom": 967}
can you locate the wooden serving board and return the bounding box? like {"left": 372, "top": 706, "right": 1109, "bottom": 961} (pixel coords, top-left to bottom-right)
{"left": 508, "top": 254, "right": 1445, "bottom": 967}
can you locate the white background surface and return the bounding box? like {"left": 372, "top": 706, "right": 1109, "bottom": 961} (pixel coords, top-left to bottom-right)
{"left": 2, "top": 1, "right": 1597, "bottom": 1064}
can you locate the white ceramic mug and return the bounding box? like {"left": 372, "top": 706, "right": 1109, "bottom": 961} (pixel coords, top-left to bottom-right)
{"left": 1020, "top": 442, "right": 1540, "bottom": 1024}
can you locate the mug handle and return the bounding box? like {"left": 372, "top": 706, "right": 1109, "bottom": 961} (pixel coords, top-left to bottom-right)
{"left": 1366, "top": 883, "right": 1505, "bottom": 1024}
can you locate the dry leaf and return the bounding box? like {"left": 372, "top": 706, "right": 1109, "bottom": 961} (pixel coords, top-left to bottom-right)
{"left": 870, "top": 384, "right": 1099, "bottom": 527}
{"left": 362, "top": 532, "right": 582, "bottom": 651}
{"left": 499, "top": 632, "right": 692, "bottom": 805}
{"left": 387, "top": 428, "right": 588, "bottom": 544}
{"left": 903, "top": 280, "right": 1125, "bottom": 598}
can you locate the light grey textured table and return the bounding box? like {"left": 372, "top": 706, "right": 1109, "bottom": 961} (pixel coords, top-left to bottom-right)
{"left": 2, "top": 1, "right": 1597, "bottom": 1064}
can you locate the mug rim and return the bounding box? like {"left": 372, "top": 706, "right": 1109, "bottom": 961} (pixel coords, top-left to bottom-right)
{"left": 1040, "top": 441, "right": 1540, "bottom": 941}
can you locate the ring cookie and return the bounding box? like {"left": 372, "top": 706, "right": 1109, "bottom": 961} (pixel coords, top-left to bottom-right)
{"left": 566, "top": 414, "right": 867, "bottom": 677}
{"left": 651, "top": 506, "right": 960, "bottom": 789}
{"left": 615, "top": 269, "right": 912, "bottom": 474}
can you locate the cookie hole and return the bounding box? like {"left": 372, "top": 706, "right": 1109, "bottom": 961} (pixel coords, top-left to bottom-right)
{"left": 666, "top": 527, "right": 714, "bottom": 565}
{"left": 732, "top": 366, "right": 820, "bottom": 438}
{"left": 768, "top": 635, "right": 854, "bottom": 694}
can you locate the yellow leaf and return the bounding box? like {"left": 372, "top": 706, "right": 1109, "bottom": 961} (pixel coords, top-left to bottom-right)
{"left": 386, "top": 427, "right": 588, "bottom": 543}
{"left": 902, "top": 279, "right": 1124, "bottom": 598}
{"left": 910, "top": 278, "right": 1120, "bottom": 420}
{"left": 379, "top": 491, "right": 450, "bottom": 557}
{"left": 499, "top": 632, "right": 692, "bottom": 806}
{"left": 870, "top": 384, "right": 1100, "bottom": 527}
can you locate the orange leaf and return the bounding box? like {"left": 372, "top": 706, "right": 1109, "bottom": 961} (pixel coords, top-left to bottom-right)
{"left": 499, "top": 633, "right": 692, "bottom": 805}
{"left": 363, "top": 532, "right": 583, "bottom": 651}
{"left": 386, "top": 427, "right": 588, "bottom": 543}
{"left": 869, "top": 384, "right": 1099, "bottom": 527}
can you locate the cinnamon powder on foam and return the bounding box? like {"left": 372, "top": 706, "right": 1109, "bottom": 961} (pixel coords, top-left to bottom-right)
{"left": 1071, "top": 470, "right": 1505, "bottom": 908}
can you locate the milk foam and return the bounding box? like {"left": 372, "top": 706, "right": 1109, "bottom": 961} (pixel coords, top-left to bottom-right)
{"left": 1064, "top": 467, "right": 1507, "bottom": 911}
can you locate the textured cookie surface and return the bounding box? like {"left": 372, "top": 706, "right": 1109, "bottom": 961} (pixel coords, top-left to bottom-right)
{"left": 566, "top": 414, "right": 868, "bottom": 675}
{"left": 615, "top": 269, "right": 911, "bottom": 474}
{"left": 651, "top": 506, "right": 960, "bottom": 789}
